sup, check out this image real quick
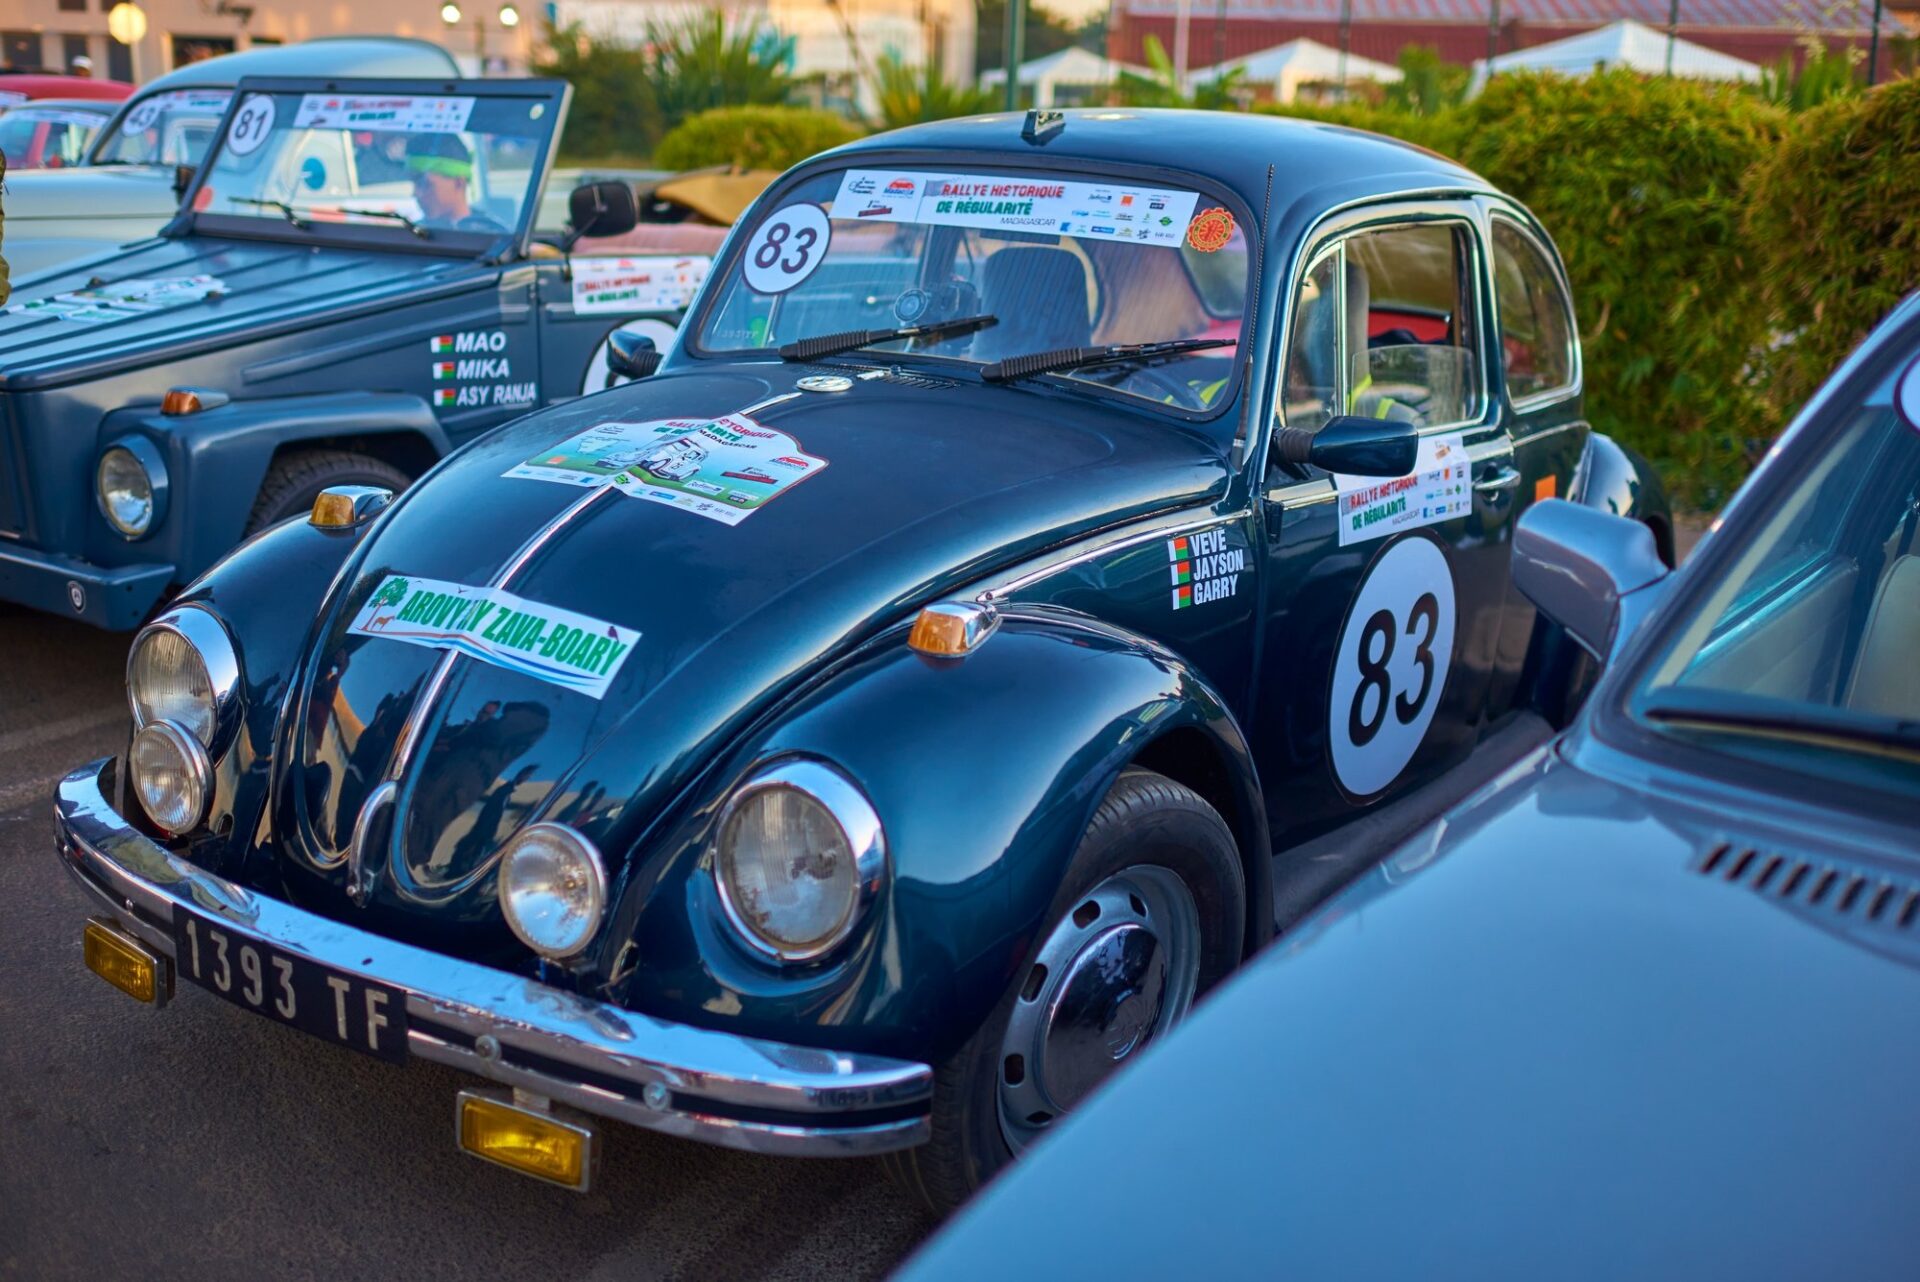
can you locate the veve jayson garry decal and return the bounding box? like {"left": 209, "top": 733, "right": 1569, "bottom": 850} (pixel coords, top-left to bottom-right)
{"left": 350, "top": 575, "right": 639, "bottom": 698}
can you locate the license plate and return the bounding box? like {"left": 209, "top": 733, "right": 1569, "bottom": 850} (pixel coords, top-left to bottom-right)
{"left": 170, "top": 906, "right": 407, "bottom": 1063}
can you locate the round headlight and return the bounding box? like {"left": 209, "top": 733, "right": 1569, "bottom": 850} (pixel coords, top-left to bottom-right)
{"left": 130, "top": 719, "right": 210, "bottom": 835}
{"left": 500, "top": 824, "right": 607, "bottom": 960}
{"left": 127, "top": 613, "right": 231, "bottom": 746}
{"left": 97, "top": 442, "right": 163, "bottom": 538}
{"left": 714, "top": 760, "right": 885, "bottom": 963}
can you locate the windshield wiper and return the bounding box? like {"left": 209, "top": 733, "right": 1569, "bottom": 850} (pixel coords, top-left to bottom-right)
{"left": 338, "top": 207, "right": 430, "bottom": 239}
{"left": 229, "top": 196, "right": 310, "bottom": 229}
{"left": 1640, "top": 688, "right": 1920, "bottom": 763}
{"left": 982, "top": 338, "right": 1237, "bottom": 383}
{"left": 779, "top": 313, "right": 998, "bottom": 362}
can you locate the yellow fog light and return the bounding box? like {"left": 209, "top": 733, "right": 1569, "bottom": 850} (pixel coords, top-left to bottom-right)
{"left": 82, "top": 917, "right": 169, "bottom": 1005}
{"left": 908, "top": 601, "right": 998, "bottom": 657}
{"left": 456, "top": 1091, "right": 597, "bottom": 1191}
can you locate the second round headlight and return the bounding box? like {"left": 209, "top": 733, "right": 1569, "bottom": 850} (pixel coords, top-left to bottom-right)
{"left": 127, "top": 619, "right": 219, "bottom": 746}
{"left": 97, "top": 443, "right": 158, "bottom": 538}
{"left": 714, "top": 761, "right": 885, "bottom": 963}
{"left": 129, "top": 720, "right": 210, "bottom": 835}
{"left": 500, "top": 824, "right": 607, "bottom": 960}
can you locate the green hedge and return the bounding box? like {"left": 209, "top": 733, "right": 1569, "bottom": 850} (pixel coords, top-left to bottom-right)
{"left": 1744, "top": 76, "right": 1920, "bottom": 418}
{"left": 653, "top": 106, "right": 861, "bottom": 172}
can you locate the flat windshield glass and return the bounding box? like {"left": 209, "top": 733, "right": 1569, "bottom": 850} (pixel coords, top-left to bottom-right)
{"left": 0, "top": 104, "right": 108, "bottom": 169}
{"left": 1633, "top": 346, "right": 1920, "bottom": 793}
{"left": 194, "top": 90, "right": 552, "bottom": 240}
{"left": 92, "top": 88, "right": 233, "bottom": 165}
{"left": 695, "top": 165, "right": 1251, "bottom": 414}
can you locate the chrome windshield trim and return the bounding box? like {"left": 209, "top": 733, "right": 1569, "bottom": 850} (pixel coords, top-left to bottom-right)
{"left": 977, "top": 505, "right": 1246, "bottom": 601}
{"left": 55, "top": 758, "right": 932, "bottom": 1157}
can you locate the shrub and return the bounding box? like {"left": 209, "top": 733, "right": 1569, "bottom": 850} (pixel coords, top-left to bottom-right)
{"left": 653, "top": 105, "right": 862, "bottom": 172}
{"left": 871, "top": 52, "right": 996, "bottom": 129}
{"left": 1254, "top": 100, "right": 1459, "bottom": 155}
{"left": 1446, "top": 72, "right": 1786, "bottom": 506}
{"left": 1744, "top": 75, "right": 1920, "bottom": 419}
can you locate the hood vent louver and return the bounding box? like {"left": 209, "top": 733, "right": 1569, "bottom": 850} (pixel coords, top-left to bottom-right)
{"left": 1694, "top": 840, "right": 1920, "bottom": 936}
{"left": 836, "top": 364, "right": 960, "bottom": 390}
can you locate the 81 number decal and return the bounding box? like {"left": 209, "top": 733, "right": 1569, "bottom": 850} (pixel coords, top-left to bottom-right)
{"left": 742, "top": 203, "right": 831, "bottom": 296}
{"left": 1329, "top": 536, "right": 1457, "bottom": 799}
{"left": 225, "top": 94, "right": 275, "bottom": 157}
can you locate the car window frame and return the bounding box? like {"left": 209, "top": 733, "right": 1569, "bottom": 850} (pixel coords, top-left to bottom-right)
{"left": 1260, "top": 198, "right": 1500, "bottom": 483}
{"left": 1487, "top": 208, "right": 1581, "bottom": 412}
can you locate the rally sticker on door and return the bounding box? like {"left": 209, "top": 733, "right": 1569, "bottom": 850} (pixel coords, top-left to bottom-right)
{"left": 505, "top": 414, "right": 827, "bottom": 526}
{"left": 1328, "top": 535, "right": 1457, "bottom": 799}
{"left": 1334, "top": 432, "right": 1471, "bottom": 547}
{"left": 571, "top": 256, "right": 709, "bottom": 314}
{"left": 349, "top": 575, "right": 638, "bottom": 699}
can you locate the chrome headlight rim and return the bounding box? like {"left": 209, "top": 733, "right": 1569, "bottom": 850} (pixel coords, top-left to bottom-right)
{"left": 129, "top": 717, "right": 212, "bottom": 836}
{"left": 712, "top": 758, "right": 888, "bottom": 965}
{"left": 126, "top": 606, "right": 241, "bottom": 750}
{"left": 499, "top": 822, "right": 609, "bottom": 962}
{"left": 95, "top": 435, "right": 170, "bottom": 540}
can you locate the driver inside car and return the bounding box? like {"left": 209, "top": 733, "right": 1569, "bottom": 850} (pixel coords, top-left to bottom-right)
{"left": 407, "top": 133, "right": 506, "bottom": 233}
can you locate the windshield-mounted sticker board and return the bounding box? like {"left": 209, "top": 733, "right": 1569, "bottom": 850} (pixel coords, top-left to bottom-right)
{"left": 291, "top": 95, "right": 475, "bottom": 134}
{"left": 13, "top": 108, "right": 111, "bottom": 129}
{"left": 121, "top": 90, "right": 233, "bottom": 134}
{"left": 6, "top": 275, "right": 225, "bottom": 324}
{"left": 572, "top": 256, "right": 710, "bottom": 314}
{"left": 828, "top": 170, "right": 1201, "bottom": 248}
{"left": 505, "top": 415, "right": 827, "bottom": 526}
{"left": 1335, "top": 432, "right": 1471, "bottom": 547}
{"left": 224, "top": 94, "right": 275, "bottom": 156}
{"left": 350, "top": 575, "right": 638, "bottom": 698}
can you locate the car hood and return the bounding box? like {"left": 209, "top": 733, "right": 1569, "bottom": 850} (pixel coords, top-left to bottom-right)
{"left": 0, "top": 232, "right": 488, "bottom": 390}
{"left": 274, "top": 364, "right": 1228, "bottom": 950}
{"left": 1, "top": 164, "right": 181, "bottom": 225}
{"left": 899, "top": 744, "right": 1920, "bottom": 1280}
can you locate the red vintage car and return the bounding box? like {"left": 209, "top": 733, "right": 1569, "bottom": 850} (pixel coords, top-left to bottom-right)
{"left": 0, "top": 73, "right": 131, "bottom": 170}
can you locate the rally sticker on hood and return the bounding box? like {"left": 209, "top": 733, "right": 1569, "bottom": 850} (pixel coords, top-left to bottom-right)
{"left": 349, "top": 575, "right": 638, "bottom": 698}
{"left": 6, "top": 274, "right": 226, "bottom": 324}
{"left": 571, "top": 256, "right": 709, "bottom": 314}
{"left": 505, "top": 414, "right": 827, "bottom": 526}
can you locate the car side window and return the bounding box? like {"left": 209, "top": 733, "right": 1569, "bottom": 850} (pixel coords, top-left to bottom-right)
{"left": 1341, "top": 222, "right": 1482, "bottom": 429}
{"left": 1491, "top": 219, "right": 1576, "bottom": 404}
{"left": 1280, "top": 250, "right": 1342, "bottom": 433}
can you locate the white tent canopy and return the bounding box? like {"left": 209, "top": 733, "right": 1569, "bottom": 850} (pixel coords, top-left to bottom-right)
{"left": 1192, "top": 38, "right": 1402, "bottom": 102}
{"left": 1471, "top": 19, "right": 1761, "bottom": 89}
{"left": 980, "top": 47, "right": 1147, "bottom": 107}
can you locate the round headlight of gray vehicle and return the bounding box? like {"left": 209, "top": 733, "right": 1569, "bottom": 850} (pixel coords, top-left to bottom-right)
{"left": 126, "top": 607, "right": 239, "bottom": 748}
{"left": 500, "top": 824, "right": 608, "bottom": 960}
{"left": 96, "top": 438, "right": 168, "bottom": 539}
{"left": 129, "top": 719, "right": 210, "bottom": 835}
{"left": 714, "top": 760, "right": 886, "bottom": 963}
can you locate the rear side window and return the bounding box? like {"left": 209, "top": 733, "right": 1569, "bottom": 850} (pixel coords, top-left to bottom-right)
{"left": 1491, "top": 220, "right": 1576, "bottom": 404}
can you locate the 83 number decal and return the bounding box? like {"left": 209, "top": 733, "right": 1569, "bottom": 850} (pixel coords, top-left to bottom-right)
{"left": 1329, "top": 537, "right": 1457, "bottom": 798}
{"left": 742, "top": 203, "right": 832, "bottom": 296}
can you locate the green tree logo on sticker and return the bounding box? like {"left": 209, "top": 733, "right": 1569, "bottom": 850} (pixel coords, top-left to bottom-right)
{"left": 370, "top": 578, "right": 410, "bottom": 610}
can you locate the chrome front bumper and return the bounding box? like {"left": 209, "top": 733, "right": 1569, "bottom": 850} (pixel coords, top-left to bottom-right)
{"left": 54, "top": 758, "right": 932, "bottom": 1156}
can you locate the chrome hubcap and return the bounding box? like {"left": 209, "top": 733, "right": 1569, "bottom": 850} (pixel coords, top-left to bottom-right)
{"left": 997, "top": 864, "right": 1201, "bottom": 1154}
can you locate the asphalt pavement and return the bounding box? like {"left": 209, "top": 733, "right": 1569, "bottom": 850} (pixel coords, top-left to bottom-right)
{"left": 0, "top": 604, "right": 933, "bottom": 1282}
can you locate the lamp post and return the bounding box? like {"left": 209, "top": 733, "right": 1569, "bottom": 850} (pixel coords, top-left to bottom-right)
{"left": 1867, "top": 0, "right": 1884, "bottom": 85}
{"left": 1004, "top": 0, "right": 1026, "bottom": 112}
{"left": 1665, "top": 0, "right": 1681, "bottom": 76}
{"left": 107, "top": 2, "right": 147, "bottom": 83}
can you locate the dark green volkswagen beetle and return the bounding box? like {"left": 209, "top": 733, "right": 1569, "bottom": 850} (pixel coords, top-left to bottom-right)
{"left": 55, "top": 107, "right": 1669, "bottom": 1209}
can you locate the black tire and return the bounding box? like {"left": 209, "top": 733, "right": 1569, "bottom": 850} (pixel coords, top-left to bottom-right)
{"left": 882, "top": 768, "right": 1246, "bottom": 1216}
{"left": 244, "top": 449, "right": 410, "bottom": 536}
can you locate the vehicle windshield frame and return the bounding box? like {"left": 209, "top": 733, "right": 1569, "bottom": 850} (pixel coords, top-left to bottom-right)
{"left": 85, "top": 83, "right": 236, "bottom": 167}
{"left": 681, "top": 147, "right": 1261, "bottom": 431}
{"left": 1588, "top": 297, "right": 1920, "bottom": 818}
{"left": 170, "top": 74, "right": 568, "bottom": 261}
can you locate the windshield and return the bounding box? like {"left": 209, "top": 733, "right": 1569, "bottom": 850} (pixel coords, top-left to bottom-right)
{"left": 1632, "top": 342, "right": 1920, "bottom": 793}
{"left": 0, "top": 104, "right": 108, "bottom": 169}
{"left": 91, "top": 88, "right": 233, "bottom": 165}
{"left": 694, "top": 164, "right": 1251, "bottom": 413}
{"left": 192, "top": 89, "right": 552, "bottom": 242}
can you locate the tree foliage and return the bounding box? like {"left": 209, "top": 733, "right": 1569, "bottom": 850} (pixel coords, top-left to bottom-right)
{"left": 1382, "top": 44, "right": 1470, "bottom": 116}
{"left": 973, "top": 0, "right": 1084, "bottom": 80}
{"left": 1118, "top": 36, "right": 1247, "bottom": 110}
{"left": 871, "top": 52, "right": 997, "bottom": 129}
{"left": 653, "top": 105, "right": 862, "bottom": 172}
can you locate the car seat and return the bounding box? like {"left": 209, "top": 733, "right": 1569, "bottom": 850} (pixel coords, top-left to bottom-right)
{"left": 971, "top": 247, "right": 1092, "bottom": 364}
{"left": 1844, "top": 553, "right": 1920, "bottom": 718}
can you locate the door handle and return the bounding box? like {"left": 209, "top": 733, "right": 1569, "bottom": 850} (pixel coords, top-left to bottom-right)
{"left": 1474, "top": 465, "right": 1522, "bottom": 494}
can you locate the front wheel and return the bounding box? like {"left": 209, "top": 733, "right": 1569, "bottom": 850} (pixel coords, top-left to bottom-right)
{"left": 883, "top": 768, "right": 1246, "bottom": 1215}
{"left": 244, "top": 449, "right": 410, "bottom": 535}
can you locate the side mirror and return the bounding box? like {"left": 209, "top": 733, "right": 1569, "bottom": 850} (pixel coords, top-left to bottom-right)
{"left": 1272, "top": 416, "right": 1418, "bottom": 478}
{"left": 567, "top": 180, "right": 639, "bottom": 246}
{"left": 1513, "top": 499, "right": 1671, "bottom": 662}
{"left": 606, "top": 331, "right": 661, "bottom": 384}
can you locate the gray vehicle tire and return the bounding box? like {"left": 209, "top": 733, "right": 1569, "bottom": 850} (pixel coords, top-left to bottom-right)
{"left": 882, "top": 768, "right": 1245, "bottom": 1217}
{"left": 245, "top": 449, "right": 410, "bottom": 535}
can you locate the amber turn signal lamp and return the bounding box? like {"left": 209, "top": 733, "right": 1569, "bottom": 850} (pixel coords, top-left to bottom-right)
{"left": 456, "top": 1091, "right": 597, "bottom": 1191}
{"left": 908, "top": 601, "right": 999, "bottom": 657}
{"left": 160, "top": 389, "right": 205, "bottom": 415}
{"left": 82, "top": 917, "right": 168, "bottom": 1005}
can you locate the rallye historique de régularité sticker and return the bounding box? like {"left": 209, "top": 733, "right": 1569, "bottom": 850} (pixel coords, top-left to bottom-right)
{"left": 349, "top": 576, "right": 638, "bottom": 698}
{"left": 504, "top": 412, "right": 827, "bottom": 526}
{"left": 827, "top": 170, "right": 1201, "bottom": 247}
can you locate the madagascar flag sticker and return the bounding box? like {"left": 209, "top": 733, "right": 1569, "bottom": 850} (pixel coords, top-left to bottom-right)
{"left": 429, "top": 334, "right": 455, "bottom": 353}
{"left": 431, "top": 361, "right": 456, "bottom": 381}
{"left": 433, "top": 388, "right": 457, "bottom": 406}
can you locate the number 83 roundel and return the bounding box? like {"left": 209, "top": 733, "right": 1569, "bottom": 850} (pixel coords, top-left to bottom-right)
{"left": 1328, "top": 534, "right": 1457, "bottom": 799}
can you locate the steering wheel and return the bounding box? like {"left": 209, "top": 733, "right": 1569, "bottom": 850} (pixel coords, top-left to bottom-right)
{"left": 1117, "top": 366, "right": 1212, "bottom": 410}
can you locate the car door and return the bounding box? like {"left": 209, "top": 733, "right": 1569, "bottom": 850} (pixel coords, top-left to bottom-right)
{"left": 1251, "top": 205, "right": 1520, "bottom": 842}
{"left": 533, "top": 253, "right": 711, "bottom": 403}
